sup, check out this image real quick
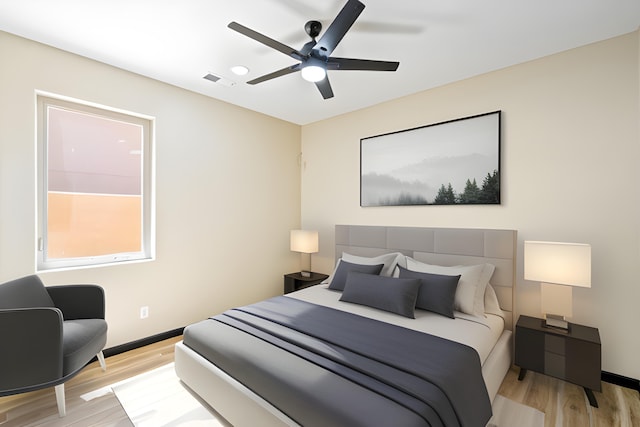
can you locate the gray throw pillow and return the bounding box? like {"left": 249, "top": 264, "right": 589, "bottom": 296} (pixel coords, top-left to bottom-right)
{"left": 339, "top": 271, "right": 421, "bottom": 318}
{"left": 328, "top": 260, "right": 384, "bottom": 291}
{"left": 398, "top": 266, "right": 460, "bottom": 318}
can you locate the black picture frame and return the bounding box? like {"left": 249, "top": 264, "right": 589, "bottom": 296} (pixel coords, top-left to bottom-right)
{"left": 360, "top": 111, "right": 501, "bottom": 207}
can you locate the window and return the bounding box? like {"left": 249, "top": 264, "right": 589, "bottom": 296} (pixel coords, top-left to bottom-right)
{"left": 37, "top": 93, "right": 154, "bottom": 271}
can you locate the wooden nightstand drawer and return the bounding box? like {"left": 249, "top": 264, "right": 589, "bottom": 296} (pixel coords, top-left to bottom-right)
{"left": 545, "top": 334, "right": 565, "bottom": 355}
{"left": 544, "top": 351, "right": 565, "bottom": 378}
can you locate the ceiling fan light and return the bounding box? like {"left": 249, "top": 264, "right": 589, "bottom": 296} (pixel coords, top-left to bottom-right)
{"left": 231, "top": 65, "right": 249, "bottom": 76}
{"left": 301, "top": 65, "right": 326, "bottom": 82}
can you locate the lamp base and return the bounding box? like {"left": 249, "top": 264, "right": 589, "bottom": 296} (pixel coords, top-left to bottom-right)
{"left": 544, "top": 314, "right": 569, "bottom": 331}
{"left": 300, "top": 270, "right": 311, "bottom": 278}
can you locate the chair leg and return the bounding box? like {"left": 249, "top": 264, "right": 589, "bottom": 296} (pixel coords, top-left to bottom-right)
{"left": 97, "top": 350, "right": 106, "bottom": 371}
{"left": 54, "top": 383, "right": 66, "bottom": 417}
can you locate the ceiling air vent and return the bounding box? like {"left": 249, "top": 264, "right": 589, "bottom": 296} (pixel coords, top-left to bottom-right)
{"left": 203, "top": 73, "right": 220, "bottom": 82}
{"left": 203, "top": 73, "right": 236, "bottom": 87}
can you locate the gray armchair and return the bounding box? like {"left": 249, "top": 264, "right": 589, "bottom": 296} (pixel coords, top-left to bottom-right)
{"left": 0, "top": 275, "right": 108, "bottom": 417}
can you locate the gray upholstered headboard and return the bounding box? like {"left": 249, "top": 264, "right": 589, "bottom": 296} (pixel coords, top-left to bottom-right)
{"left": 335, "top": 225, "right": 517, "bottom": 330}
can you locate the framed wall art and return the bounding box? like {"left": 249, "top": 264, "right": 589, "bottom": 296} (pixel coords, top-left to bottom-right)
{"left": 360, "top": 111, "right": 501, "bottom": 207}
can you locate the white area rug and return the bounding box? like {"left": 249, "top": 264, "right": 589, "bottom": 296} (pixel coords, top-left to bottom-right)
{"left": 111, "top": 363, "right": 228, "bottom": 426}
{"left": 488, "top": 395, "right": 545, "bottom": 427}
{"left": 112, "top": 363, "right": 544, "bottom": 427}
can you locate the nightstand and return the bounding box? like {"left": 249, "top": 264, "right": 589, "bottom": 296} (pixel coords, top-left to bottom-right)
{"left": 283, "top": 272, "right": 329, "bottom": 294}
{"left": 515, "top": 315, "right": 601, "bottom": 407}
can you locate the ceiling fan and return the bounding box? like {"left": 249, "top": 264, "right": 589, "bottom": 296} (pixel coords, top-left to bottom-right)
{"left": 228, "top": 0, "right": 400, "bottom": 99}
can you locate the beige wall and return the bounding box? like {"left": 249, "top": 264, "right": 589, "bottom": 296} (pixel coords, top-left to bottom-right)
{"left": 301, "top": 31, "right": 640, "bottom": 380}
{"left": 0, "top": 31, "right": 302, "bottom": 347}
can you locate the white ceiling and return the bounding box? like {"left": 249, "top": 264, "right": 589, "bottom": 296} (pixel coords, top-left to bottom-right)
{"left": 1, "top": 0, "right": 639, "bottom": 125}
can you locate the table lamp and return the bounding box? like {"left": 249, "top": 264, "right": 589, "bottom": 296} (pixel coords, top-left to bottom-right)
{"left": 290, "top": 230, "right": 319, "bottom": 277}
{"left": 524, "top": 241, "right": 591, "bottom": 330}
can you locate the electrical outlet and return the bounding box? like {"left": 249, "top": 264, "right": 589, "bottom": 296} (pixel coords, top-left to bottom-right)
{"left": 140, "top": 306, "right": 149, "bottom": 319}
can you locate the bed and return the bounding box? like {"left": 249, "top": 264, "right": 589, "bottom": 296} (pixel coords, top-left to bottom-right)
{"left": 175, "top": 225, "right": 517, "bottom": 427}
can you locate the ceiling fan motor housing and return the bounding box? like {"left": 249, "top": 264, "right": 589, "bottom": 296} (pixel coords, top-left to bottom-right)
{"left": 305, "top": 20, "right": 322, "bottom": 39}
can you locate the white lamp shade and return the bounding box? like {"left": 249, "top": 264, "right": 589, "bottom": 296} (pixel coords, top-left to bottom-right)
{"left": 290, "top": 230, "right": 319, "bottom": 254}
{"left": 524, "top": 241, "right": 591, "bottom": 288}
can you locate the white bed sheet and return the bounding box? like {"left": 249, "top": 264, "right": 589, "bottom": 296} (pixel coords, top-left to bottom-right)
{"left": 286, "top": 284, "right": 504, "bottom": 364}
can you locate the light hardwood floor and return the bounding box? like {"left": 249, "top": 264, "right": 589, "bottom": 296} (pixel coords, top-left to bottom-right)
{"left": 1, "top": 335, "right": 638, "bottom": 426}
{"left": 498, "top": 366, "right": 640, "bottom": 427}
{"left": 0, "top": 335, "right": 182, "bottom": 427}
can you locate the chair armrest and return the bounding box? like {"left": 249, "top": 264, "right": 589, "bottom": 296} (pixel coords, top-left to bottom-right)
{"left": 0, "top": 308, "right": 64, "bottom": 394}
{"left": 47, "top": 285, "right": 105, "bottom": 320}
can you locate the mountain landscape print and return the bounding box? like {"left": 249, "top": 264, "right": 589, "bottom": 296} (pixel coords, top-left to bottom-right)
{"left": 360, "top": 111, "right": 501, "bottom": 206}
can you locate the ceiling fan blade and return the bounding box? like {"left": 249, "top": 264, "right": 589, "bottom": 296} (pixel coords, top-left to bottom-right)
{"left": 315, "top": 77, "right": 334, "bottom": 99}
{"left": 328, "top": 57, "right": 399, "bottom": 72}
{"left": 314, "top": 0, "right": 365, "bottom": 57}
{"left": 228, "top": 22, "right": 305, "bottom": 61}
{"left": 247, "top": 64, "right": 301, "bottom": 85}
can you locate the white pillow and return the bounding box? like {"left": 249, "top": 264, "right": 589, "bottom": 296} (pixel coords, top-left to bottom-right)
{"left": 341, "top": 252, "right": 404, "bottom": 278}
{"left": 405, "top": 257, "right": 494, "bottom": 317}
{"left": 476, "top": 263, "right": 495, "bottom": 316}
{"left": 484, "top": 283, "right": 504, "bottom": 318}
